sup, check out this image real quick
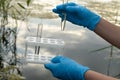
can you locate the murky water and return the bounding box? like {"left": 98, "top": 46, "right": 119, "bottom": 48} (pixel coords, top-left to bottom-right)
{"left": 15, "top": 0, "right": 120, "bottom": 80}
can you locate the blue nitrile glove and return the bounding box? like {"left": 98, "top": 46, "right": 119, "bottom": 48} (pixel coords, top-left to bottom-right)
{"left": 53, "top": 2, "right": 101, "bottom": 31}
{"left": 44, "top": 56, "right": 90, "bottom": 80}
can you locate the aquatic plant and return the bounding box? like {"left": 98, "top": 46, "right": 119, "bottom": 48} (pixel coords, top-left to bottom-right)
{"left": 0, "top": 0, "right": 31, "bottom": 79}
{"left": 88, "top": 1, "right": 120, "bottom": 76}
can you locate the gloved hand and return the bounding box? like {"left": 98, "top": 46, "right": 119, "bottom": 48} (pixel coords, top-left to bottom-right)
{"left": 53, "top": 2, "right": 101, "bottom": 31}
{"left": 44, "top": 56, "right": 90, "bottom": 80}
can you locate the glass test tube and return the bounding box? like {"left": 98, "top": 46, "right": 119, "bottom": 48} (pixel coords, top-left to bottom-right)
{"left": 61, "top": 0, "right": 68, "bottom": 31}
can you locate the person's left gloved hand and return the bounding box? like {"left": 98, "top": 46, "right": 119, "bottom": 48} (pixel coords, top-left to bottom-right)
{"left": 44, "top": 56, "right": 90, "bottom": 80}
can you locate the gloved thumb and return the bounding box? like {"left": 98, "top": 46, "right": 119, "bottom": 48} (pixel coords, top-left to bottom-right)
{"left": 51, "top": 56, "right": 62, "bottom": 63}
{"left": 52, "top": 8, "right": 61, "bottom": 14}
{"left": 44, "top": 63, "right": 56, "bottom": 71}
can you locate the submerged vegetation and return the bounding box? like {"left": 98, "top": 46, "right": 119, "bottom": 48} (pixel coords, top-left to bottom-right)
{"left": 0, "top": 0, "right": 31, "bottom": 79}
{"left": 88, "top": 1, "right": 120, "bottom": 77}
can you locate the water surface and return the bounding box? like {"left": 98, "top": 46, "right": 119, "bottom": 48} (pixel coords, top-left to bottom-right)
{"left": 16, "top": 0, "right": 120, "bottom": 79}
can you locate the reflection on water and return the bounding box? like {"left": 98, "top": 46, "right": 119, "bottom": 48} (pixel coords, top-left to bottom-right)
{"left": 16, "top": 0, "right": 120, "bottom": 80}
{"left": 16, "top": 18, "right": 120, "bottom": 80}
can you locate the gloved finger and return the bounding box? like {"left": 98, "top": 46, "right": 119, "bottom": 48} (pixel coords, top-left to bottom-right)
{"left": 66, "top": 6, "right": 79, "bottom": 13}
{"left": 65, "top": 2, "right": 77, "bottom": 6}
{"left": 51, "top": 56, "right": 63, "bottom": 63}
{"left": 56, "top": 2, "right": 77, "bottom": 10}
{"left": 56, "top": 4, "right": 65, "bottom": 11}
{"left": 60, "top": 56, "right": 72, "bottom": 61}
{"left": 53, "top": 2, "right": 77, "bottom": 14}
{"left": 44, "top": 63, "right": 56, "bottom": 71}
{"left": 59, "top": 13, "right": 76, "bottom": 23}
{"left": 59, "top": 14, "right": 64, "bottom": 22}
{"left": 56, "top": 2, "right": 76, "bottom": 9}
{"left": 52, "top": 8, "right": 63, "bottom": 14}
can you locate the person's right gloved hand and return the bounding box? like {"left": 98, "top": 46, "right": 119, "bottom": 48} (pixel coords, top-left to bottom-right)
{"left": 44, "top": 56, "right": 90, "bottom": 80}
{"left": 53, "top": 2, "right": 101, "bottom": 31}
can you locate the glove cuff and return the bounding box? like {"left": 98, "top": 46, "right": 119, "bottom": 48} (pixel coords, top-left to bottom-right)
{"left": 81, "top": 66, "right": 90, "bottom": 80}
{"left": 70, "top": 65, "right": 90, "bottom": 80}
{"left": 87, "top": 15, "right": 101, "bottom": 31}
{"left": 74, "top": 66, "right": 90, "bottom": 80}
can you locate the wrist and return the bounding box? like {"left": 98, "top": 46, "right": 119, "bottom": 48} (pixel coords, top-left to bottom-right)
{"left": 77, "top": 66, "right": 90, "bottom": 80}
{"left": 84, "top": 70, "right": 118, "bottom": 80}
